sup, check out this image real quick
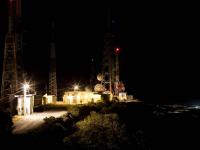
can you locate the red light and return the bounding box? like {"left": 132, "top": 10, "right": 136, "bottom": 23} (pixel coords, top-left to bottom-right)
{"left": 115, "top": 47, "right": 121, "bottom": 54}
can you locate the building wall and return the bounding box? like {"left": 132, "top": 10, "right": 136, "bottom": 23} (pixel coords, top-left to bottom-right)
{"left": 16, "top": 95, "right": 34, "bottom": 115}
{"left": 63, "top": 91, "right": 101, "bottom": 105}
{"left": 42, "top": 94, "right": 57, "bottom": 104}
{"left": 118, "top": 92, "right": 127, "bottom": 101}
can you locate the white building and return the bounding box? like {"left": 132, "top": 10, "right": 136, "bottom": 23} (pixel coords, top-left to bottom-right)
{"left": 42, "top": 94, "right": 57, "bottom": 105}
{"left": 118, "top": 92, "right": 127, "bottom": 101}
{"left": 15, "top": 94, "right": 34, "bottom": 115}
{"left": 63, "top": 91, "right": 101, "bottom": 105}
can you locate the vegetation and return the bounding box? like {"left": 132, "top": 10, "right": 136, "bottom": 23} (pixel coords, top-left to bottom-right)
{"left": 8, "top": 101, "right": 200, "bottom": 149}
{"left": 63, "top": 111, "right": 147, "bottom": 150}
{"left": 0, "top": 110, "right": 13, "bottom": 146}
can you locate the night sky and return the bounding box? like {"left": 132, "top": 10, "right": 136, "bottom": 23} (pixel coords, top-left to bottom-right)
{"left": 0, "top": 1, "right": 200, "bottom": 103}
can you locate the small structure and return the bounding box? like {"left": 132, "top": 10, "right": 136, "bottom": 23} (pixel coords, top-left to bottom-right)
{"left": 15, "top": 94, "right": 34, "bottom": 115}
{"left": 42, "top": 94, "right": 57, "bottom": 105}
{"left": 63, "top": 91, "right": 101, "bottom": 105}
{"left": 34, "top": 94, "right": 43, "bottom": 106}
{"left": 118, "top": 92, "right": 127, "bottom": 101}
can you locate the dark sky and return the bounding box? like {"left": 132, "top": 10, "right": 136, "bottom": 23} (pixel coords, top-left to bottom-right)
{"left": 0, "top": 0, "right": 200, "bottom": 103}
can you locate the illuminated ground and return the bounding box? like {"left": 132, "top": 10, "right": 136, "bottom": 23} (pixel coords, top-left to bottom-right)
{"left": 12, "top": 111, "right": 67, "bottom": 134}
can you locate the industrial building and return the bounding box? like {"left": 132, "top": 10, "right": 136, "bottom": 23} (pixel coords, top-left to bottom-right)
{"left": 63, "top": 91, "right": 101, "bottom": 105}
{"left": 42, "top": 94, "right": 57, "bottom": 105}
{"left": 15, "top": 94, "right": 34, "bottom": 115}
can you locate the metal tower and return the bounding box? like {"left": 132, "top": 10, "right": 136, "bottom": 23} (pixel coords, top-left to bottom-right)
{"left": 49, "top": 21, "right": 57, "bottom": 97}
{"left": 114, "top": 47, "right": 121, "bottom": 96}
{"left": 102, "top": 33, "right": 115, "bottom": 93}
{"left": 102, "top": 8, "right": 116, "bottom": 94}
{"left": 1, "top": 0, "right": 23, "bottom": 103}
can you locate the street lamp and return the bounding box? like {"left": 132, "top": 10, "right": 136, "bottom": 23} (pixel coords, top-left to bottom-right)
{"left": 74, "top": 85, "right": 79, "bottom": 91}
{"left": 23, "top": 83, "right": 29, "bottom": 115}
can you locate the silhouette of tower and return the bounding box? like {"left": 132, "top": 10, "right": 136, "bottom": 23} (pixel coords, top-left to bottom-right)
{"left": 1, "top": 0, "right": 23, "bottom": 105}
{"left": 102, "top": 8, "right": 116, "bottom": 93}
{"left": 49, "top": 21, "right": 57, "bottom": 97}
{"left": 114, "top": 47, "right": 121, "bottom": 96}
{"left": 89, "top": 57, "right": 95, "bottom": 90}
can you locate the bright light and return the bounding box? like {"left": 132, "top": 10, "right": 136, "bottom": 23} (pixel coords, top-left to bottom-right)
{"left": 23, "top": 83, "right": 29, "bottom": 90}
{"left": 67, "top": 95, "right": 73, "bottom": 104}
{"left": 77, "top": 95, "right": 80, "bottom": 100}
{"left": 74, "top": 85, "right": 79, "bottom": 91}
{"left": 84, "top": 94, "right": 88, "bottom": 99}
{"left": 68, "top": 95, "right": 73, "bottom": 101}
{"left": 115, "top": 47, "right": 121, "bottom": 54}
{"left": 116, "top": 48, "right": 120, "bottom": 51}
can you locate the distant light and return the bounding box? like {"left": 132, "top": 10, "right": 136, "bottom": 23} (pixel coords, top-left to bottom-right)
{"left": 115, "top": 47, "right": 121, "bottom": 54}
{"left": 112, "top": 20, "right": 116, "bottom": 23}
{"left": 193, "top": 105, "right": 200, "bottom": 109}
{"left": 74, "top": 85, "right": 79, "bottom": 91}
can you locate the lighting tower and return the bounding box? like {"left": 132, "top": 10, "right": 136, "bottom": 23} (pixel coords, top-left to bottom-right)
{"left": 49, "top": 21, "right": 57, "bottom": 97}
{"left": 102, "top": 8, "right": 116, "bottom": 93}
{"left": 1, "top": 0, "right": 23, "bottom": 104}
